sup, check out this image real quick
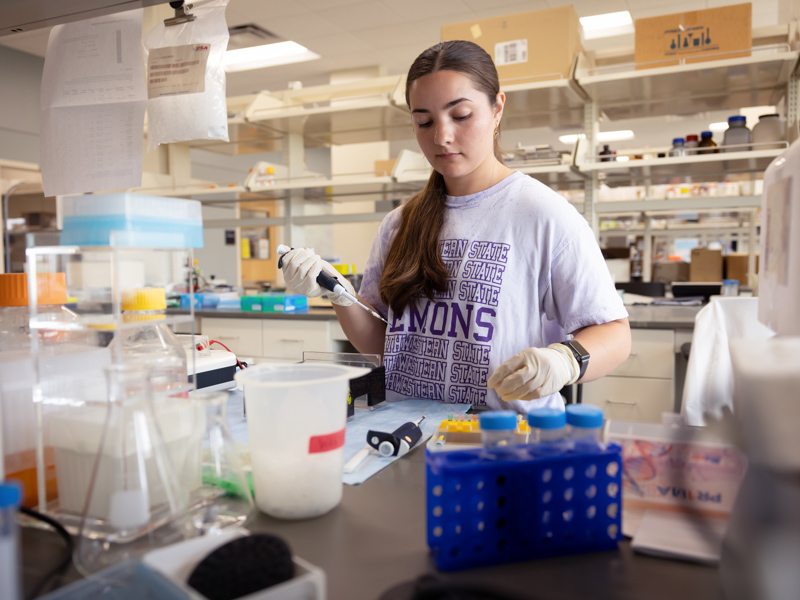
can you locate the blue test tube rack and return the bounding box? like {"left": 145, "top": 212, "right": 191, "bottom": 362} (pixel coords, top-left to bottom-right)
{"left": 425, "top": 443, "right": 623, "bottom": 571}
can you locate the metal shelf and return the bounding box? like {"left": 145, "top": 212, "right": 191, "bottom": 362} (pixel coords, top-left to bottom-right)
{"left": 594, "top": 195, "right": 762, "bottom": 215}
{"left": 501, "top": 77, "right": 588, "bottom": 130}
{"left": 581, "top": 148, "right": 784, "bottom": 186}
{"left": 243, "top": 76, "right": 412, "bottom": 147}
{"left": 576, "top": 44, "right": 799, "bottom": 120}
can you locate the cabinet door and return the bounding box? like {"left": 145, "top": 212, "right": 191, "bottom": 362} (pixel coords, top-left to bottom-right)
{"left": 612, "top": 329, "right": 674, "bottom": 380}
{"left": 582, "top": 376, "right": 673, "bottom": 423}
{"left": 201, "top": 318, "right": 263, "bottom": 358}
{"left": 262, "top": 320, "right": 330, "bottom": 361}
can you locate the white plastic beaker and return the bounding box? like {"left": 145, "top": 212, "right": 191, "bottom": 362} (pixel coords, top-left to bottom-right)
{"left": 235, "top": 363, "right": 368, "bottom": 520}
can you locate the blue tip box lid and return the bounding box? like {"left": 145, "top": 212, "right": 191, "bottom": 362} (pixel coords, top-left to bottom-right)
{"left": 479, "top": 411, "right": 517, "bottom": 431}
{"left": 0, "top": 480, "right": 22, "bottom": 508}
{"left": 527, "top": 408, "right": 566, "bottom": 430}
{"left": 566, "top": 404, "right": 604, "bottom": 428}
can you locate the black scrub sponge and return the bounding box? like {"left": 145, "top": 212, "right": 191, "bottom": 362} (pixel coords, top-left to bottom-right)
{"left": 186, "top": 533, "right": 295, "bottom": 600}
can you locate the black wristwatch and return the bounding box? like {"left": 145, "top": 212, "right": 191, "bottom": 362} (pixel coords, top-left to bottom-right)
{"left": 559, "top": 339, "right": 590, "bottom": 381}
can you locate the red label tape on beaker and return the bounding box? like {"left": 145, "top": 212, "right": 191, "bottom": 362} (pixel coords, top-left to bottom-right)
{"left": 309, "top": 428, "right": 345, "bottom": 454}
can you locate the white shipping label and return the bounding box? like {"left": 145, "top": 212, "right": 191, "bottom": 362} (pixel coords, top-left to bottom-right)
{"left": 147, "top": 44, "right": 210, "bottom": 98}
{"left": 494, "top": 39, "right": 528, "bottom": 66}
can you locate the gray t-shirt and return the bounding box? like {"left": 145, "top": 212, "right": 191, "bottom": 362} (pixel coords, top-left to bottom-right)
{"left": 359, "top": 171, "right": 628, "bottom": 412}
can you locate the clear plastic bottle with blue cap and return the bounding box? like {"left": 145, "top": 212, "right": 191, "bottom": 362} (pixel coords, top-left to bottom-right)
{"left": 479, "top": 411, "right": 518, "bottom": 457}
{"left": 565, "top": 404, "right": 605, "bottom": 450}
{"left": 0, "top": 480, "right": 22, "bottom": 600}
{"left": 528, "top": 408, "right": 567, "bottom": 446}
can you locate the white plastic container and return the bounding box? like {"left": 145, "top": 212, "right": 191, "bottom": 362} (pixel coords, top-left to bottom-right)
{"left": 235, "top": 363, "right": 368, "bottom": 520}
{"left": 669, "top": 138, "right": 686, "bottom": 157}
{"left": 751, "top": 113, "right": 784, "bottom": 150}
{"left": 527, "top": 408, "right": 566, "bottom": 444}
{"left": 49, "top": 398, "right": 202, "bottom": 519}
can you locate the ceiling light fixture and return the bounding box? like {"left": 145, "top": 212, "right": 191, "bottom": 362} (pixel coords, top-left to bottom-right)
{"left": 580, "top": 11, "right": 634, "bottom": 39}
{"left": 558, "top": 130, "right": 635, "bottom": 144}
{"left": 223, "top": 41, "right": 320, "bottom": 73}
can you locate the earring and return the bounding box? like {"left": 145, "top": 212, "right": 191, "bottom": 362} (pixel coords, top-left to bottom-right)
{"left": 493, "top": 124, "right": 499, "bottom": 138}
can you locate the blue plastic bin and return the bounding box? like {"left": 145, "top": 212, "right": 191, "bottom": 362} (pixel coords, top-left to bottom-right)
{"left": 426, "top": 442, "right": 623, "bottom": 571}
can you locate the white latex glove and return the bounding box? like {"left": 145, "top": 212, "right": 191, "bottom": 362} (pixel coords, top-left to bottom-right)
{"left": 487, "top": 344, "right": 580, "bottom": 402}
{"left": 281, "top": 248, "right": 354, "bottom": 306}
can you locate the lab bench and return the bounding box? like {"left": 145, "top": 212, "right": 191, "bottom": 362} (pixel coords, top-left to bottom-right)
{"left": 21, "top": 440, "right": 722, "bottom": 600}
{"left": 185, "top": 304, "right": 701, "bottom": 421}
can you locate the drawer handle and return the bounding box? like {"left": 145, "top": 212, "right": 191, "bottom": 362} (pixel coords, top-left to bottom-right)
{"left": 627, "top": 352, "right": 639, "bottom": 358}
{"left": 278, "top": 338, "right": 303, "bottom": 343}
{"left": 605, "top": 399, "right": 638, "bottom": 406}
{"left": 212, "top": 336, "right": 239, "bottom": 341}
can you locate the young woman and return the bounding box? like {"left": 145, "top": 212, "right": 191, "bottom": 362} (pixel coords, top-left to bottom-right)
{"left": 282, "top": 40, "right": 631, "bottom": 413}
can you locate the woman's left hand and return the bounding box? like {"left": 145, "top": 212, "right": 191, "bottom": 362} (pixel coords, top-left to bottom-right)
{"left": 487, "top": 344, "right": 579, "bottom": 401}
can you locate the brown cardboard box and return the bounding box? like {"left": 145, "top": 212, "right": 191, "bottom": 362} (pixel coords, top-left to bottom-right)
{"left": 652, "top": 261, "right": 690, "bottom": 283}
{"left": 690, "top": 248, "right": 723, "bottom": 282}
{"left": 635, "top": 3, "right": 751, "bottom": 68}
{"left": 724, "top": 253, "right": 759, "bottom": 286}
{"left": 374, "top": 159, "right": 397, "bottom": 177}
{"left": 441, "top": 6, "right": 583, "bottom": 85}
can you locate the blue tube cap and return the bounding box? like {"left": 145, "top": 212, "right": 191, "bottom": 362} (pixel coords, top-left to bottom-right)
{"left": 0, "top": 480, "right": 23, "bottom": 508}
{"left": 566, "top": 404, "right": 604, "bottom": 428}
{"left": 479, "top": 410, "right": 518, "bottom": 431}
{"left": 728, "top": 115, "right": 746, "bottom": 123}
{"left": 527, "top": 408, "right": 566, "bottom": 430}
{"left": 672, "top": 138, "right": 685, "bottom": 144}
{"left": 722, "top": 279, "right": 739, "bottom": 285}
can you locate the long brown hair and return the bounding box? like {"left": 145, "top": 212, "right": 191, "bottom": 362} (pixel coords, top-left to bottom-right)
{"left": 379, "top": 40, "right": 503, "bottom": 315}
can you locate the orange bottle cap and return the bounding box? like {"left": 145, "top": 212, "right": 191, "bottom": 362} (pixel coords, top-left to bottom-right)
{"left": 0, "top": 273, "right": 67, "bottom": 306}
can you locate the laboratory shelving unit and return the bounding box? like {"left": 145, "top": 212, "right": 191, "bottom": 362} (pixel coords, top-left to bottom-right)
{"left": 125, "top": 28, "right": 800, "bottom": 289}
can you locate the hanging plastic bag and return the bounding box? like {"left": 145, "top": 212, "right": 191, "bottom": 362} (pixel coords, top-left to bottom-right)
{"left": 143, "top": 0, "right": 230, "bottom": 151}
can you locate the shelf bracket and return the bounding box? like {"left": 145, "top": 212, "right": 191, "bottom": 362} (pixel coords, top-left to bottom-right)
{"left": 583, "top": 101, "right": 599, "bottom": 238}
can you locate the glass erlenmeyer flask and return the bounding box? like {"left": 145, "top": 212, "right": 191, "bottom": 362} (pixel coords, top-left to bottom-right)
{"left": 75, "top": 364, "right": 196, "bottom": 575}
{"left": 188, "top": 392, "right": 254, "bottom": 533}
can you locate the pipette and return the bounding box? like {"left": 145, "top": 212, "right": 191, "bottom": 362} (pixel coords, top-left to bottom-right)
{"left": 276, "top": 245, "right": 388, "bottom": 324}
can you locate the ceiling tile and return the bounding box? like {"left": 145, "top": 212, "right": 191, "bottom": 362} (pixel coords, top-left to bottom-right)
{"left": 352, "top": 21, "right": 440, "bottom": 49}
{"left": 316, "top": 2, "right": 407, "bottom": 31}
{"left": 305, "top": 32, "right": 373, "bottom": 57}
{"left": 227, "top": 0, "right": 312, "bottom": 19}
{"left": 547, "top": 0, "right": 628, "bottom": 17}
{"left": 470, "top": 1, "right": 550, "bottom": 20}
{"left": 461, "top": 0, "right": 544, "bottom": 9}
{"left": 376, "top": 0, "right": 475, "bottom": 22}
{"left": 262, "top": 12, "right": 346, "bottom": 41}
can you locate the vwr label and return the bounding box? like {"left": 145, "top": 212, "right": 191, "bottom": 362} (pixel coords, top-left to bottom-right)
{"left": 308, "top": 428, "right": 346, "bottom": 454}
{"left": 147, "top": 43, "right": 209, "bottom": 98}
{"left": 494, "top": 39, "right": 528, "bottom": 66}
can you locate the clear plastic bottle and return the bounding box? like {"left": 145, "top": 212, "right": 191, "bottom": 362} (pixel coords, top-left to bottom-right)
{"left": 566, "top": 405, "right": 605, "bottom": 450}
{"left": 669, "top": 138, "right": 686, "bottom": 157}
{"left": 0, "top": 481, "right": 22, "bottom": 600}
{"left": 116, "top": 288, "right": 188, "bottom": 398}
{"left": 527, "top": 408, "right": 566, "bottom": 445}
{"left": 698, "top": 131, "right": 718, "bottom": 154}
{"left": 722, "top": 279, "right": 739, "bottom": 297}
{"left": 723, "top": 116, "right": 751, "bottom": 152}
{"left": 479, "top": 411, "right": 518, "bottom": 457}
{"left": 0, "top": 273, "right": 75, "bottom": 348}
{"left": 0, "top": 273, "right": 75, "bottom": 509}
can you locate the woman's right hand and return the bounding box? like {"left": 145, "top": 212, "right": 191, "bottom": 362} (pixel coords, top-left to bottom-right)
{"left": 282, "top": 248, "right": 354, "bottom": 305}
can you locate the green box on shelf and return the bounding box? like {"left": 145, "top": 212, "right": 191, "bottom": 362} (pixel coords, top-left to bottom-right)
{"left": 241, "top": 293, "right": 309, "bottom": 313}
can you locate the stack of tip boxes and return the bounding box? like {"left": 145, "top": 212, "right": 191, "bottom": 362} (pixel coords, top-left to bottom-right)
{"left": 426, "top": 441, "right": 623, "bottom": 571}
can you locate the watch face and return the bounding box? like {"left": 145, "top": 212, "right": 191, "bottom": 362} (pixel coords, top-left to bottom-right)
{"left": 567, "top": 340, "right": 589, "bottom": 360}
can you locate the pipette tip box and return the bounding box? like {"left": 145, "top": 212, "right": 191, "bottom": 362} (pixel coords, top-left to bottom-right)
{"left": 426, "top": 442, "right": 623, "bottom": 571}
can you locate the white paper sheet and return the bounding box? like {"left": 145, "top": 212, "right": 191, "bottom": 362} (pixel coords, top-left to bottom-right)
{"left": 40, "top": 10, "right": 147, "bottom": 196}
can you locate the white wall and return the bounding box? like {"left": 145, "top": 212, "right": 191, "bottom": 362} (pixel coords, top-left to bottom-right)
{"left": 0, "top": 45, "right": 43, "bottom": 163}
